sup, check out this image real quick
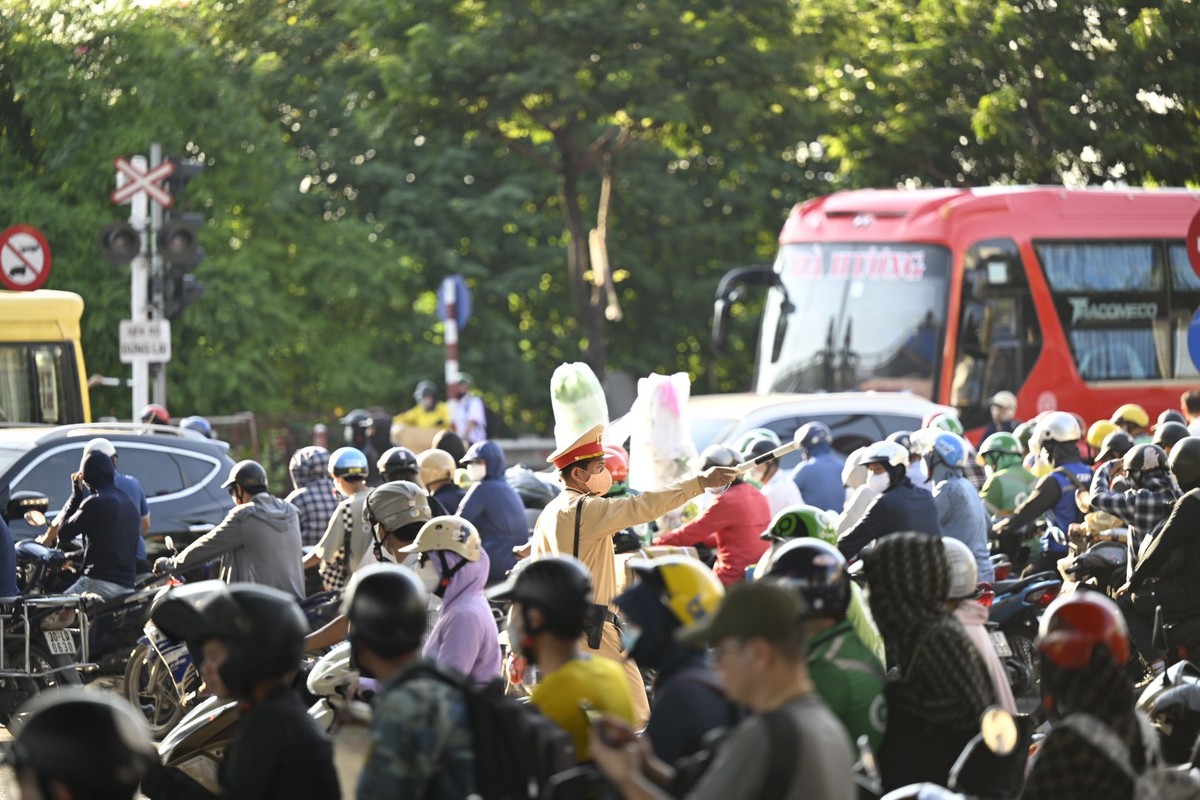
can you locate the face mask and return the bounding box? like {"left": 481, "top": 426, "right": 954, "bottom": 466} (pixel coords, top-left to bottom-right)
{"left": 867, "top": 472, "right": 891, "bottom": 494}
{"left": 467, "top": 463, "right": 487, "bottom": 482}
{"left": 620, "top": 623, "right": 642, "bottom": 655}
{"left": 583, "top": 468, "right": 613, "bottom": 496}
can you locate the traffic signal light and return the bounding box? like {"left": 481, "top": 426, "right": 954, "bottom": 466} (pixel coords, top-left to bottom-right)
{"left": 98, "top": 221, "right": 139, "bottom": 265}
{"left": 160, "top": 157, "right": 206, "bottom": 320}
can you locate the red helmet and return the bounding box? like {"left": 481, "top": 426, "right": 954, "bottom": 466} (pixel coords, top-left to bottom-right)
{"left": 603, "top": 444, "right": 629, "bottom": 485}
{"left": 139, "top": 403, "right": 171, "bottom": 426}
{"left": 1037, "top": 592, "right": 1130, "bottom": 670}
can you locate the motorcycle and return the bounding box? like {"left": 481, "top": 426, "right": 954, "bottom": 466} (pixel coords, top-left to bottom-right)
{"left": 1136, "top": 660, "right": 1200, "bottom": 765}
{"left": 1058, "top": 539, "right": 1127, "bottom": 598}
{"left": 987, "top": 570, "right": 1061, "bottom": 711}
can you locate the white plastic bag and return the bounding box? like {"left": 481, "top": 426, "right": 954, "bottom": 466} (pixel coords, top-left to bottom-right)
{"left": 627, "top": 372, "right": 697, "bottom": 494}
{"left": 550, "top": 362, "right": 609, "bottom": 448}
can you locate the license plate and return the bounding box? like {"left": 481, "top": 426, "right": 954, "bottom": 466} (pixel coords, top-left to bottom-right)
{"left": 989, "top": 630, "right": 1013, "bottom": 659}
{"left": 43, "top": 630, "right": 76, "bottom": 656}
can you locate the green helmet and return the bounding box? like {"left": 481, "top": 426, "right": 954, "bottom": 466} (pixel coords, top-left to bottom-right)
{"left": 977, "top": 432, "right": 1022, "bottom": 466}
{"left": 929, "top": 414, "right": 964, "bottom": 435}
{"left": 760, "top": 504, "right": 837, "bottom": 546}
{"left": 1013, "top": 421, "right": 1037, "bottom": 454}
{"left": 733, "top": 428, "right": 781, "bottom": 455}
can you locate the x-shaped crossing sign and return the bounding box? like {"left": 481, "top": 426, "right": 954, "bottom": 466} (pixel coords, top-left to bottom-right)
{"left": 110, "top": 157, "right": 176, "bottom": 208}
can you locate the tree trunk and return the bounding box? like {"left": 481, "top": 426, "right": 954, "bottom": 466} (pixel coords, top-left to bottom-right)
{"left": 558, "top": 152, "right": 607, "bottom": 379}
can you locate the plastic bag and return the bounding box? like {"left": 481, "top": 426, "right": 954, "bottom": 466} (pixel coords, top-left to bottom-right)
{"left": 627, "top": 372, "right": 698, "bottom": 496}
{"left": 550, "top": 362, "right": 609, "bottom": 448}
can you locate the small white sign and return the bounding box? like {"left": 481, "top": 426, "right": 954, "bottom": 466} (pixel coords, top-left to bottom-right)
{"left": 119, "top": 319, "right": 172, "bottom": 364}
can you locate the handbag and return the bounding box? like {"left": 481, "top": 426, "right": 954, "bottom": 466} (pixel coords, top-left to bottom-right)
{"left": 319, "top": 503, "right": 354, "bottom": 592}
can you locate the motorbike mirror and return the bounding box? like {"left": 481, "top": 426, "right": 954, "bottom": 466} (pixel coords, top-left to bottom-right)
{"left": 164, "top": 535, "right": 176, "bottom": 554}
{"left": 980, "top": 706, "right": 1018, "bottom": 757}
{"left": 23, "top": 509, "right": 47, "bottom": 527}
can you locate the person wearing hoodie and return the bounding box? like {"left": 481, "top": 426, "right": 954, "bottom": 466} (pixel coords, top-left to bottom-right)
{"left": 45, "top": 450, "right": 140, "bottom": 600}
{"left": 457, "top": 440, "right": 527, "bottom": 584}
{"left": 284, "top": 446, "right": 340, "bottom": 547}
{"left": 155, "top": 460, "right": 306, "bottom": 600}
{"left": 837, "top": 441, "right": 942, "bottom": 561}
{"left": 398, "top": 515, "right": 501, "bottom": 685}
{"left": 863, "top": 533, "right": 996, "bottom": 790}
{"left": 942, "top": 538, "right": 1016, "bottom": 714}
{"left": 924, "top": 431, "right": 994, "bottom": 583}
{"left": 788, "top": 422, "right": 844, "bottom": 512}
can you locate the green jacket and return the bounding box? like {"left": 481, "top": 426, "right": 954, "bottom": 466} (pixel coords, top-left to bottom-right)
{"left": 979, "top": 465, "right": 1037, "bottom": 516}
{"left": 807, "top": 618, "right": 887, "bottom": 753}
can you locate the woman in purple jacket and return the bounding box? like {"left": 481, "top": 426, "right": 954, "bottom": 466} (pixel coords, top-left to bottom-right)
{"left": 399, "top": 515, "right": 502, "bottom": 685}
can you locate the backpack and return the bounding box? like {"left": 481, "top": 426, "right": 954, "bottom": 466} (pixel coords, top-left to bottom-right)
{"left": 404, "top": 663, "right": 577, "bottom": 799}
{"left": 1058, "top": 712, "right": 1200, "bottom": 800}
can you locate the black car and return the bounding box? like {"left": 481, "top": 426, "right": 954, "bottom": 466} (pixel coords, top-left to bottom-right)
{"left": 0, "top": 423, "right": 236, "bottom": 554}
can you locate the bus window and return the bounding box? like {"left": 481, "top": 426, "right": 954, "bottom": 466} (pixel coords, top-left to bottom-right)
{"left": 0, "top": 343, "right": 79, "bottom": 425}
{"left": 1037, "top": 242, "right": 1168, "bottom": 383}
{"left": 951, "top": 239, "right": 1042, "bottom": 429}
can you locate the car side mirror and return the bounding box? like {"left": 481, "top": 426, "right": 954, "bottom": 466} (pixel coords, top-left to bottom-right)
{"left": 6, "top": 491, "right": 50, "bottom": 526}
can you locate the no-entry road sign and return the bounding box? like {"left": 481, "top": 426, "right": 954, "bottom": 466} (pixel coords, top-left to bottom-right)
{"left": 0, "top": 224, "right": 52, "bottom": 291}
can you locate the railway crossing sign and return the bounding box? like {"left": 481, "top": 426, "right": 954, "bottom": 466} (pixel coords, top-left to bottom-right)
{"left": 110, "top": 156, "right": 175, "bottom": 208}
{"left": 0, "top": 224, "right": 52, "bottom": 291}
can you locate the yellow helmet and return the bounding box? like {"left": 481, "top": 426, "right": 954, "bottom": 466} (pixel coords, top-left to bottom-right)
{"left": 1087, "top": 419, "right": 1119, "bottom": 450}
{"left": 628, "top": 555, "right": 724, "bottom": 627}
{"left": 1110, "top": 403, "right": 1149, "bottom": 429}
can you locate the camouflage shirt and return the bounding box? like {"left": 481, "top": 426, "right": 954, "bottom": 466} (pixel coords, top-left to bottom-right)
{"left": 357, "top": 659, "right": 475, "bottom": 800}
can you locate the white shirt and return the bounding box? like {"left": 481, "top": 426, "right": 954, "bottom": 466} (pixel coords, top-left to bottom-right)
{"left": 451, "top": 394, "right": 487, "bottom": 445}
{"left": 1188, "top": 419, "right": 1200, "bottom": 437}
{"left": 761, "top": 469, "right": 804, "bottom": 518}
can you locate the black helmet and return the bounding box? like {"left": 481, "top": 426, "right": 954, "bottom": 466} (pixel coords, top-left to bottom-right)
{"left": 1095, "top": 430, "right": 1135, "bottom": 464}
{"left": 1123, "top": 443, "right": 1169, "bottom": 480}
{"left": 377, "top": 446, "right": 418, "bottom": 479}
{"left": 343, "top": 562, "right": 428, "bottom": 657}
{"left": 1153, "top": 421, "right": 1190, "bottom": 452}
{"left": 220, "top": 459, "right": 268, "bottom": 493}
{"left": 487, "top": 556, "right": 593, "bottom": 638}
{"left": 1157, "top": 409, "right": 1187, "bottom": 429}
{"left": 151, "top": 581, "right": 309, "bottom": 698}
{"left": 6, "top": 688, "right": 155, "bottom": 799}
{"left": 339, "top": 408, "right": 371, "bottom": 446}
{"left": 759, "top": 538, "right": 851, "bottom": 616}
{"left": 413, "top": 380, "right": 437, "bottom": 402}
{"left": 1169, "top": 437, "right": 1200, "bottom": 491}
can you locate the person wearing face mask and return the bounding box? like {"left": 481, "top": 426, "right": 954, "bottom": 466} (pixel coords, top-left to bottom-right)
{"left": 526, "top": 423, "right": 739, "bottom": 728}
{"left": 457, "top": 440, "right": 528, "bottom": 584}
{"left": 886, "top": 431, "right": 931, "bottom": 492}
{"left": 488, "top": 556, "right": 635, "bottom": 762}
{"left": 653, "top": 445, "right": 772, "bottom": 587}
{"left": 837, "top": 441, "right": 942, "bottom": 561}
{"left": 741, "top": 436, "right": 803, "bottom": 517}
{"left": 397, "top": 516, "right": 501, "bottom": 685}
{"left": 343, "top": 563, "right": 477, "bottom": 799}
{"left": 923, "top": 432, "right": 994, "bottom": 583}
{"left": 787, "top": 422, "right": 844, "bottom": 512}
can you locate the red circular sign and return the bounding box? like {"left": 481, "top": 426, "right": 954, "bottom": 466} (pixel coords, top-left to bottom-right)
{"left": 1188, "top": 209, "right": 1200, "bottom": 279}
{"left": 0, "top": 224, "right": 52, "bottom": 291}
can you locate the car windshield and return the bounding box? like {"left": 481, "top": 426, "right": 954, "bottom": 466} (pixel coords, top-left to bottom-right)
{"left": 757, "top": 243, "right": 951, "bottom": 397}
{"left": 690, "top": 416, "right": 737, "bottom": 453}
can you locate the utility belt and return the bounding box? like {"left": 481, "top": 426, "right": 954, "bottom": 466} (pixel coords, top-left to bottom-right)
{"left": 583, "top": 605, "right": 623, "bottom": 650}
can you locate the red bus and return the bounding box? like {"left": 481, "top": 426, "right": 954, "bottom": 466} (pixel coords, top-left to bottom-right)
{"left": 713, "top": 187, "right": 1200, "bottom": 435}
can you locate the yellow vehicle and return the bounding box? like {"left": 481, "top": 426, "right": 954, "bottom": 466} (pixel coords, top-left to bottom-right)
{"left": 0, "top": 290, "right": 90, "bottom": 424}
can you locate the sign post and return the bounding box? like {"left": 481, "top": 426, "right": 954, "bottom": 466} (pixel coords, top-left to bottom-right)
{"left": 0, "top": 224, "right": 52, "bottom": 291}
{"left": 437, "top": 274, "right": 472, "bottom": 402}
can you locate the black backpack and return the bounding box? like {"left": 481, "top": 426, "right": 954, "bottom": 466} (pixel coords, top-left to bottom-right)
{"left": 404, "top": 664, "right": 577, "bottom": 799}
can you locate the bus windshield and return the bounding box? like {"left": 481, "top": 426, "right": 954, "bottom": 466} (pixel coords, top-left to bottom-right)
{"left": 757, "top": 243, "right": 951, "bottom": 396}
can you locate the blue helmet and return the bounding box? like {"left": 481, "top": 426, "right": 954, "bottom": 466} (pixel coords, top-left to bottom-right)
{"left": 329, "top": 447, "right": 369, "bottom": 479}
{"left": 179, "top": 415, "right": 213, "bottom": 439}
{"left": 759, "top": 538, "right": 850, "bottom": 615}
{"left": 795, "top": 422, "right": 833, "bottom": 453}
{"left": 928, "top": 432, "right": 968, "bottom": 470}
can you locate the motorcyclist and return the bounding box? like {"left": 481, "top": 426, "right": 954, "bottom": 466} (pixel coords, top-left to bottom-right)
{"left": 601, "top": 444, "right": 645, "bottom": 553}
{"left": 458, "top": 440, "right": 527, "bottom": 583}
{"left": 303, "top": 447, "right": 375, "bottom": 589}
{"left": 378, "top": 446, "right": 447, "bottom": 515}
{"left": 1111, "top": 403, "right": 1152, "bottom": 444}
{"left": 344, "top": 563, "right": 474, "bottom": 799}
{"left": 417, "top": 448, "right": 465, "bottom": 514}
{"left": 1117, "top": 437, "right": 1200, "bottom": 675}
{"left": 1021, "top": 593, "right": 1151, "bottom": 800}
{"left": 1086, "top": 419, "right": 1119, "bottom": 463}
{"left": 180, "top": 415, "right": 214, "bottom": 438}
{"left": 742, "top": 436, "right": 803, "bottom": 517}
{"left": 977, "top": 431, "right": 1037, "bottom": 566}
{"left": 393, "top": 380, "right": 451, "bottom": 430}
{"left": 993, "top": 411, "right": 1092, "bottom": 576}
{"left": 155, "top": 460, "right": 305, "bottom": 600}
{"left": 487, "top": 556, "right": 635, "bottom": 762}
{"left": 1085, "top": 443, "right": 1179, "bottom": 581}
{"left": 4, "top": 688, "right": 156, "bottom": 800}
{"left": 836, "top": 446, "right": 877, "bottom": 537}
{"left": 886, "top": 431, "right": 930, "bottom": 492}
{"left": 1152, "top": 421, "right": 1191, "bottom": 456}
{"left": 284, "top": 446, "right": 340, "bottom": 548}
{"left": 612, "top": 556, "right": 741, "bottom": 763}
{"left": 653, "top": 445, "right": 772, "bottom": 586}
{"left": 837, "top": 440, "right": 942, "bottom": 561}
{"left": 759, "top": 537, "right": 886, "bottom": 752}
{"left": 142, "top": 582, "right": 339, "bottom": 800}
{"left": 1096, "top": 429, "right": 1136, "bottom": 467}
{"left": 1156, "top": 409, "right": 1188, "bottom": 430}
{"left": 924, "top": 412, "right": 987, "bottom": 489}
{"left": 924, "top": 431, "right": 994, "bottom": 583}
{"left": 139, "top": 403, "right": 170, "bottom": 426}
{"left": 338, "top": 408, "right": 381, "bottom": 484}
{"left": 397, "top": 516, "right": 501, "bottom": 684}
{"left": 788, "top": 422, "right": 844, "bottom": 512}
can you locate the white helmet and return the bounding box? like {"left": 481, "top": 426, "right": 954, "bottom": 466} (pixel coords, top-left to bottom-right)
{"left": 1033, "top": 411, "right": 1082, "bottom": 447}
{"left": 860, "top": 441, "right": 909, "bottom": 469}
{"left": 398, "top": 515, "right": 482, "bottom": 562}
{"left": 942, "top": 538, "right": 978, "bottom": 600}
{"left": 990, "top": 391, "right": 1018, "bottom": 412}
